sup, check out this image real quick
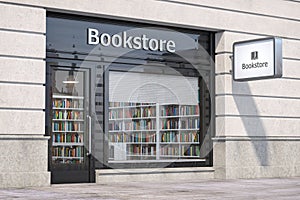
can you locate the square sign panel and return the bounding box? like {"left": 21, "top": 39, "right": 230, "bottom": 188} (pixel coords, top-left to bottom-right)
{"left": 233, "top": 37, "right": 282, "bottom": 81}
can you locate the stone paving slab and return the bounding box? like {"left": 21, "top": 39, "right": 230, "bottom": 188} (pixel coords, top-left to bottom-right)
{"left": 0, "top": 178, "right": 300, "bottom": 199}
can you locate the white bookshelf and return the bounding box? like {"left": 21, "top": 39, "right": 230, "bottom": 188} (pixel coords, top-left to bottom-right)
{"left": 108, "top": 102, "right": 200, "bottom": 161}
{"left": 51, "top": 94, "right": 85, "bottom": 164}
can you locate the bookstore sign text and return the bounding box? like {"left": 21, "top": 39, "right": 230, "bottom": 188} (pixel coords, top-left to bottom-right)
{"left": 87, "top": 28, "right": 176, "bottom": 53}
{"left": 233, "top": 37, "right": 282, "bottom": 81}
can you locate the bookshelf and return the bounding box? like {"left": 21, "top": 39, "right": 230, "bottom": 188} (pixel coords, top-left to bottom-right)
{"left": 108, "top": 102, "right": 200, "bottom": 161}
{"left": 52, "top": 94, "right": 85, "bottom": 164}
{"left": 108, "top": 102, "right": 157, "bottom": 160}
{"left": 159, "top": 104, "right": 200, "bottom": 159}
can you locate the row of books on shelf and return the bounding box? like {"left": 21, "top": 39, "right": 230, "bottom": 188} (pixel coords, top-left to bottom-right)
{"left": 181, "top": 118, "right": 200, "bottom": 129}
{"left": 109, "top": 131, "right": 198, "bottom": 143}
{"left": 161, "top": 131, "right": 199, "bottom": 143}
{"left": 180, "top": 105, "right": 199, "bottom": 116}
{"left": 109, "top": 133, "right": 157, "bottom": 143}
{"left": 161, "top": 105, "right": 179, "bottom": 116}
{"left": 109, "top": 121, "right": 122, "bottom": 131}
{"left": 109, "top": 102, "right": 199, "bottom": 116}
{"left": 53, "top": 122, "right": 81, "bottom": 132}
{"left": 109, "top": 120, "right": 156, "bottom": 131}
{"left": 109, "top": 107, "right": 156, "bottom": 120}
{"left": 127, "top": 145, "right": 156, "bottom": 155}
{"left": 160, "top": 146, "right": 179, "bottom": 156}
{"left": 182, "top": 145, "right": 200, "bottom": 157}
{"left": 161, "top": 105, "right": 199, "bottom": 117}
{"left": 110, "top": 104, "right": 198, "bottom": 116}
{"left": 53, "top": 99, "right": 81, "bottom": 109}
{"left": 53, "top": 133, "right": 83, "bottom": 143}
{"left": 124, "top": 107, "right": 156, "bottom": 118}
{"left": 161, "top": 119, "right": 200, "bottom": 130}
{"left": 160, "top": 145, "right": 200, "bottom": 157}
{"left": 125, "top": 145, "right": 200, "bottom": 157}
{"left": 143, "top": 107, "right": 156, "bottom": 118}
{"left": 126, "top": 120, "right": 156, "bottom": 130}
{"left": 126, "top": 108, "right": 141, "bottom": 118}
{"left": 53, "top": 110, "right": 82, "bottom": 120}
{"left": 109, "top": 102, "right": 155, "bottom": 107}
{"left": 161, "top": 119, "right": 178, "bottom": 129}
{"left": 109, "top": 109, "right": 123, "bottom": 119}
{"left": 122, "top": 107, "right": 156, "bottom": 119}
{"left": 161, "top": 131, "right": 177, "bottom": 143}
{"left": 52, "top": 146, "right": 83, "bottom": 157}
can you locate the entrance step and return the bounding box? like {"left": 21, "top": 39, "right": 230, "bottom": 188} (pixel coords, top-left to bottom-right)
{"left": 96, "top": 167, "right": 214, "bottom": 183}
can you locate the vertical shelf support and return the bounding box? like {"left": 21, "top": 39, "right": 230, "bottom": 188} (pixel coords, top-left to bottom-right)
{"left": 156, "top": 103, "right": 160, "bottom": 160}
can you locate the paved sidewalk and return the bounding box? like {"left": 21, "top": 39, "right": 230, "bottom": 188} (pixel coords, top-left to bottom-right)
{"left": 0, "top": 177, "right": 299, "bottom": 199}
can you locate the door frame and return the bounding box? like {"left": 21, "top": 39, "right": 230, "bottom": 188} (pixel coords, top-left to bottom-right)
{"left": 46, "top": 62, "right": 96, "bottom": 183}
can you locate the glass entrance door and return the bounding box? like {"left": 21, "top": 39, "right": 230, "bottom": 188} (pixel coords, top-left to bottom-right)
{"left": 48, "top": 65, "right": 94, "bottom": 183}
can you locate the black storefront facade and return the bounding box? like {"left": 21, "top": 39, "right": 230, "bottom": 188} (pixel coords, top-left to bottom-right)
{"left": 46, "top": 13, "right": 215, "bottom": 183}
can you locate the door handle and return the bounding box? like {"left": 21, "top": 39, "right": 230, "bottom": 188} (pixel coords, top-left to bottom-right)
{"left": 87, "top": 115, "right": 92, "bottom": 156}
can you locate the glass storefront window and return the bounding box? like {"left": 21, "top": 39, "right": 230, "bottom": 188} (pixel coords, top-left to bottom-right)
{"left": 108, "top": 71, "right": 201, "bottom": 162}
{"left": 47, "top": 13, "right": 214, "bottom": 169}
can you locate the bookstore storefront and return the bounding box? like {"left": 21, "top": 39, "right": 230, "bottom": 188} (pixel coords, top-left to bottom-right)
{"left": 3, "top": 0, "right": 299, "bottom": 189}
{"left": 46, "top": 14, "right": 214, "bottom": 183}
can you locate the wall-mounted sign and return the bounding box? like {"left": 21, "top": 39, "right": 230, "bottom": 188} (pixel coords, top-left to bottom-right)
{"left": 87, "top": 28, "right": 176, "bottom": 52}
{"left": 233, "top": 37, "right": 282, "bottom": 81}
